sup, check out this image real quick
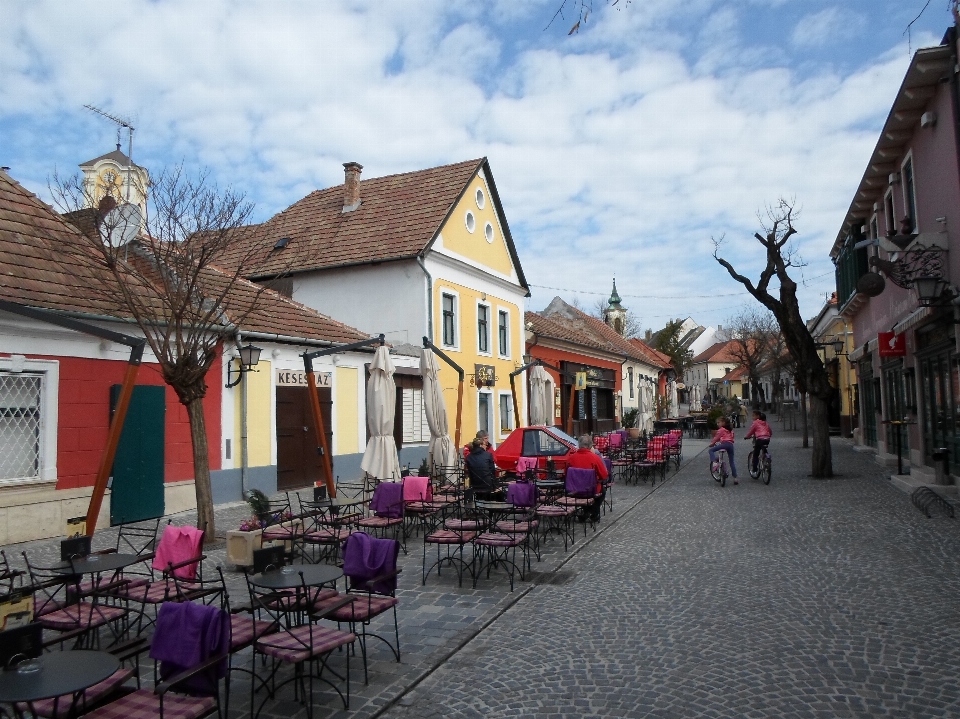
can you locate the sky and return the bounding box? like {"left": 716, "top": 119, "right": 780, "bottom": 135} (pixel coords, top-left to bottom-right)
{"left": 0, "top": 0, "right": 953, "bottom": 333}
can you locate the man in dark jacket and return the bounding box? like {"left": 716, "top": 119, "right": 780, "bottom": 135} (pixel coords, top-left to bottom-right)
{"left": 465, "top": 439, "right": 499, "bottom": 501}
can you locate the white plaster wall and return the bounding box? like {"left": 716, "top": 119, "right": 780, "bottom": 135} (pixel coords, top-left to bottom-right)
{"left": 292, "top": 262, "right": 427, "bottom": 345}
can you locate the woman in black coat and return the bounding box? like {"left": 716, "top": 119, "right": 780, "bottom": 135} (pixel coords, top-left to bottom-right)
{"left": 464, "top": 439, "right": 499, "bottom": 501}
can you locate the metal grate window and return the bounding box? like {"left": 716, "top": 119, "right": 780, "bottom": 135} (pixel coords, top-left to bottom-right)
{"left": 0, "top": 373, "right": 43, "bottom": 481}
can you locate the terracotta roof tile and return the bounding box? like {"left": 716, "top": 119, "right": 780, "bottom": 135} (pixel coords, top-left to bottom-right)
{"left": 691, "top": 340, "right": 743, "bottom": 364}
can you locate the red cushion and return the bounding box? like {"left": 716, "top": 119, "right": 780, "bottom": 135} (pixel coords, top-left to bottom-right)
{"left": 38, "top": 603, "right": 125, "bottom": 631}
{"left": 330, "top": 594, "right": 398, "bottom": 622}
{"left": 256, "top": 624, "right": 355, "bottom": 664}
{"left": 83, "top": 688, "right": 215, "bottom": 719}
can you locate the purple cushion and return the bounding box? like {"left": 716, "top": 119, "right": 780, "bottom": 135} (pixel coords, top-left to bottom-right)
{"left": 565, "top": 468, "right": 596, "bottom": 497}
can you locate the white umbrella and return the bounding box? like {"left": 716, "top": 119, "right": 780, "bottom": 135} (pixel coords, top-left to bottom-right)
{"left": 360, "top": 345, "right": 402, "bottom": 481}
{"left": 528, "top": 365, "right": 553, "bottom": 426}
{"left": 420, "top": 348, "right": 457, "bottom": 471}
{"left": 669, "top": 380, "right": 679, "bottom": 418}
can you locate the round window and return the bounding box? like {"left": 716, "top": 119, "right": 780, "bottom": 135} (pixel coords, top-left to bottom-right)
{"left": 484, "top": 222, "right": 494, "bottom": 244}
{"left": 475, "top": 188, "right": 485, "bottom": 209}
{"left": 465, "top": 211, "right": 476, "bottom": 233}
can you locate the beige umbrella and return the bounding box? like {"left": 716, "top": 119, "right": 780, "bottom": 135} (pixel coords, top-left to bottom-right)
{"left": 528, "top": 365, "right": 553, "bottom": 426}
{"left": 420, "top": 348, "right": 457, "bottom": 471}
{"left": 669, "top": 380, "right": 679, "bottom": 418}
{"left": 360, "top": 345, "right": 402, "bottom": 481}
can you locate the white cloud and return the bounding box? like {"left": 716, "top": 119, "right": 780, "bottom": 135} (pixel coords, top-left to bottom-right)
{"left": 791, "top": 7, "right": 865, "bottom": 49}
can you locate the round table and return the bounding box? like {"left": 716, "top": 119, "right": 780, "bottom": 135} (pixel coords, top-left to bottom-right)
{"left": 55, "top": 553, "right": 142, "bottom": 576}
{"left": 251, "top": 563, "right": 343, "bottom": 590}
{"left": 0, "top": 650, "right": 119, "bottom": 705}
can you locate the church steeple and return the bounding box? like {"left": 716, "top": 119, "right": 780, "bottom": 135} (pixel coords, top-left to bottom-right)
{"left": 604, "top": 278, "right": 627, "bottom": 335}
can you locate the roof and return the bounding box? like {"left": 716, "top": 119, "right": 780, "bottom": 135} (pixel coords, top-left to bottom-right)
{"left": 830, "top": 41, "right": 953, "bottom": 256}
{"left": 690, "top": 340, "right": 743, "bottom": 365}
{"left": 720, "top": 365, "right": 749, "bottom": 382}
{"left": 219, "top": 158, "right": 529, "bottom": 292}
{"left": 530, "top": 297, "right": 672, "bottom": 369}
{"left": 78, "top": 147, "right": 142, "bottom": 170}
{"left": 628, "top": 338, "right": 673, "bottom": 369}
{"left": 0, "top": 170, "right": 369, "bottom": 347}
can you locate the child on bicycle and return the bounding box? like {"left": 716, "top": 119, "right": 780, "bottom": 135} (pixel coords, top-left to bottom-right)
{"left": 744, "top": 410, "right": 772, "bottom": 475}
{"left": 709, "top": 416, "right": 738, "bottom": 483}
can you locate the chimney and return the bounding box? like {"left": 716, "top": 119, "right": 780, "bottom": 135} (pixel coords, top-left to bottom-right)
{"left": 342, "top": 162, "right": 363, "bottom": 213}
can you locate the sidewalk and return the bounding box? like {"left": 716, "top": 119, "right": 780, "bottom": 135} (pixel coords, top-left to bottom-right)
{"left": 3, "top": 436, "right": 711, "bottom": 719}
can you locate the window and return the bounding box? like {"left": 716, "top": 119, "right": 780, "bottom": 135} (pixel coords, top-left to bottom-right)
{"left": 498, "top": 310, "right": 509, "bottom": 357}
{"left": 870, "top": 215, "right": 878, "bottom": 242}
{"left": 499, "top": 392, "right": 514, "bottom": 435}
{"left": 0, "top": 357, "right": 58, "bottom": 484}
{"left": 521, "top": 429, "right": 571, "bottom": 457}
{"left": 465, "top": 211, "right": 476, "bottom": 233}
{"left": 902, "top": 157, "right": 917, "bottom": 233}
{"left": 477, "top": 304, "right": 490, "bottom": 354}
{"left": 628, "top": 367, "right": 634, "bottom": 399}
{"left": 402, "top": 388, "right": 431, "bottom": 444}
{"left": 442, "top": 293, "right": 457, "bottom": 347}
{"left": 884, "top": 191, "right": 895, "bottom": 237}
{"left": 478, "top": 392, "right": 491, "bottom": 438}
{"left": 484, "top": 222, "right": 494, "bottom": 244}
{"left": 475, "top": 187, "right": 485, "bottom": 209}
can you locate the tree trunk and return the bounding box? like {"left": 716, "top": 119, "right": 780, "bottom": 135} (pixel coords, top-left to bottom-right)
{"left": 185, "top": 397, "right": 216, "bottom": 543}
{"left": 800, "top": 391, "right": 809, "bottom": 448}
{"left": 809, "top": 393, "right": 834, "bottom": 478}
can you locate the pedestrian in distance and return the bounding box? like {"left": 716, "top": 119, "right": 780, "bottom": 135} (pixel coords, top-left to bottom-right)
{"left": 744, "top": 410, "right": 772, "bottom": 475}
{"left": 709, "top": 416, "right": 738, "bottom": 484}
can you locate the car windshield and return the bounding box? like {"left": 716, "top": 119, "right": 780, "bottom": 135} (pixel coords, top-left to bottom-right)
{"left": 549, "top": 428, "right": 578, "bottom": 447}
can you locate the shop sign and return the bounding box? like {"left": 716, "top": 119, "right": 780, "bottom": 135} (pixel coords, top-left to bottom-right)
{"left": 554, "top": 387, "right": 562, "bottom": 418}
{"left": 575, "top": 372, "right": 588, "bottom": 390}
{"left": 878, "top": 332, "right": 906, "bottom": 357}
{"left": 473, "top": 364, "right": 497, "bottom": 387}
{"left": 276, "top": 370, "right": 332, "bottom": 387}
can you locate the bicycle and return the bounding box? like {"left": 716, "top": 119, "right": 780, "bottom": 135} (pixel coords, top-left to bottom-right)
{"left": 710, "top": 448, "right": 730, "bottom": 487}
{"left": 747, "top": 441, "right": 772, "bottom": 485}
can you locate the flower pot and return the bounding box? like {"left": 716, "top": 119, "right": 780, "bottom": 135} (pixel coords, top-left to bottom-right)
{"left": 628, "top": 428, "right": 641, "bottom": 439}
{"left": 226, "top": 528, "right": 288, "bottom": 567}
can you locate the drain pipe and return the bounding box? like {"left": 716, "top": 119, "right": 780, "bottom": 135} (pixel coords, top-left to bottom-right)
{"left": 233, "top": 331, "right": 249, "bottom": 498}
{"left": 417, "top": 255, "right": 434, "bottom": 342}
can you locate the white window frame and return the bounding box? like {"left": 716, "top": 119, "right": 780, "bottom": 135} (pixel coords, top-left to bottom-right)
{"left": 476, "top": 301, "right": 492, "bottom": 357}
{"left": 0, "top": 356, "right": 58, "bottom": 485}
{"left": 901, "top": 152, "right": 918, "bottom": 234}
{"left": 498, "top": 391, "right": 514, "bottom": 438}
{"left": 440, "top": 289, "right": 460, "bottom": 351}
{"left": 496, "top": 307, "right": 511, "bottom": 359}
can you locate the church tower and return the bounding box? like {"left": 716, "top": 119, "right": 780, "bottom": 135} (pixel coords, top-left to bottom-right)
{"left": 79, "top": 145, "right": 149, "bottom": 219}
{"left": 604, "top": 278, "right": 627, "bottom": 336}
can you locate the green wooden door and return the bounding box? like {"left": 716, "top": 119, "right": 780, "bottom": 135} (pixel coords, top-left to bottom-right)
{"left": 110, "top": 384, "right": 165, "bottom": 525}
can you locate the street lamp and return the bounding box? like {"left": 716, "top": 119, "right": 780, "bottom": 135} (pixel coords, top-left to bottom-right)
{"left": 225, "top": 344, "right": 263, "bottom": 388}
{"left": 913, "top": 275, "right": 950, "bottom": 307}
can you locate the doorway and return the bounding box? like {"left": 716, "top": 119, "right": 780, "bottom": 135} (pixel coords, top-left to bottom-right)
{"left": 276, "top": 386, "right": 332, "bottom": 491}
{"left": 110, "top": 385, "right": 165, "bottom": 525}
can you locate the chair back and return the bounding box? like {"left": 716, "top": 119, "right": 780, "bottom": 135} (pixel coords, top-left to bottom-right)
{"left": 150, "top": 601, "right": 229, "bottom": 696}
{"left": 402, "top": 476, "right": 432, "bottom": 502}
{"left": 114, "top": 517, "right": 163, "bottom": 556}
{"left": 60, "top": 535, "right": 91, "bottom": 561}
{"left": 342, "top": 531, "right": 400, "bottom": 595}
{"left": 647, "top": 436, "right": 666, "bottom": 462}
{"left": 152, "top": 524, "right": 205, "bottom": 579}
{"left": 565, "top": 467, "right": 597, "bottom": 497}
{"left": 370, "top": 482, "right": 404, "bottom": 519}
{"left": 252, "top": 545, "right": 286, "bottom": 575}
{"left": 609, "top": 433, "right": 623, "bottom": 448}
{"left": 0, "top": 622, "right": 41, "bottom": 668}
{"left": 507, "top": 480, "right": 537, "bottom": 508}
{"left": 515, "top": 456, "right": 538, "bottom": 475}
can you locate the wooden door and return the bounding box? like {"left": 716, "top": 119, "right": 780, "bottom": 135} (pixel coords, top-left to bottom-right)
{"left": 276, "top": 386, "right": 332, "bottom": 491}
{"left": 110, "top": 385, "right": 165, "bottom": 525}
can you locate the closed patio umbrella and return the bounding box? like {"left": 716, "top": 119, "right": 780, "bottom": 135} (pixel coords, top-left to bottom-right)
{"left": 361, "top": 345, "right": 402, "bottom": 481}
{"left": 669, "top": 380, "right": 679, "bottom": 418}
{"left": 420, "top": 348, "right": 457, "bottom": 471}
{"left": 528, "top": 365, "right": 553, "bottom": 426}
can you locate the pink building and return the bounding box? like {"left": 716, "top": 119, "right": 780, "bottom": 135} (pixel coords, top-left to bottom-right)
{"left": 831, "top": 28, "right": 960, "bottom": 487}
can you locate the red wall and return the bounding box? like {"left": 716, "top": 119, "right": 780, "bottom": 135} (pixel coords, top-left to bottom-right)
{"left": 526, "top": 345, "right": 623, "bottom": 423}
{"left": 11, "top": 353, "right": 221, "bottom": 491}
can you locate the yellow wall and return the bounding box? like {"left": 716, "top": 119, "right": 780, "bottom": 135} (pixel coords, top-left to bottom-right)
{"left": 432, "top": 279, "right": 524, "bottom": 443}
{"left": 335, "top": 366, "right": 359, "bottom": 455}
{"left": 233, "top": 359, "right": 273, "bottom": 468}
{"left": 438, "top": 175, "right": 514, "bottom": 277}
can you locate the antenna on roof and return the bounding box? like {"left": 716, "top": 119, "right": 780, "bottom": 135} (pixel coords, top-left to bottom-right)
{"left": 84, "top": 104, "right": 135, "bottom": 203}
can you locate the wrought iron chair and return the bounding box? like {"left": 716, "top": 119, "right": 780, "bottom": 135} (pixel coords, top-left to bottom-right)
{"left": 357, "top": 481, "right": 406, "bottom": 551}
{"left": 423, "top": 488, "right": 478, "bottom": 588}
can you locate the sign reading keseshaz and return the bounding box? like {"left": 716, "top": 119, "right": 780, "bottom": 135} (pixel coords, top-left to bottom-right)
{"left": 276, "top": 370, "right": 333, "bottom": 387}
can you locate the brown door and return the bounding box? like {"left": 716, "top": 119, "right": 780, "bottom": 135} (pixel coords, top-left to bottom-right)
{"left": 276, "top": 386, "right": 332, "bottom": 491}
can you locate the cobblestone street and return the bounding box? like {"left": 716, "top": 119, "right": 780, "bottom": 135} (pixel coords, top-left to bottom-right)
{"left": 381, "top": 433, "right": 960, "bottom": 718}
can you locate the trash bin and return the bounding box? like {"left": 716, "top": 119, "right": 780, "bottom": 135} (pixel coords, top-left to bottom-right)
{"left": 933, "top": 448, "right": 950, "bottom": 485}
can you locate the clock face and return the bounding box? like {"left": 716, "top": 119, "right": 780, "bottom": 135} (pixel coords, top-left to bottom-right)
{"left": 97, "top": 167, "right": 122, "bottom": 199}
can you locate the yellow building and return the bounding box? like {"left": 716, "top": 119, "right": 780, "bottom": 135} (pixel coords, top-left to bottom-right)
{"left": 808, "top": 294, "right": 855, "bottom": 437}
{"left": 221, "top": 159, "right": 529, "bottom": 480}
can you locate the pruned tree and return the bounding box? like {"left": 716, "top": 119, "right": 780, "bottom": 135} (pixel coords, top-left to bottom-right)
{"left": 51, "top": 165, "right": 268, "bottom": 541}
{"left": 725, "top": 306, "right": 777, "bottom": 409}
{"left": 651, "top": 318, "right": 692, "bottom": 379}
{"left": 714, "top": 198, "right": 833, "bottom": 478}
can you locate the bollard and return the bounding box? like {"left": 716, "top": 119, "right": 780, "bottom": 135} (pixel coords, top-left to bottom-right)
{"left": 933, "top": 448, "right": 950, "bottom": 485}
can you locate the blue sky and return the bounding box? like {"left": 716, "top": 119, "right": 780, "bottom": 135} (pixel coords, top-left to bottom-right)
{"left": 0, "top": 0, "right": 952, "bottom": 331}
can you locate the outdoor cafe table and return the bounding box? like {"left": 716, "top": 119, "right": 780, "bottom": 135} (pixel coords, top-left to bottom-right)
{"left": 250, "top": 563, "right": 343, "bottom": 591}
{"left": 303, "top": 497, "right": 366, "bottom": 525}
{"left": 0, "top": 650, "right": 119, "bottom": 712}
{"left": 55, "top": 554, "right": 142, "bottom": 576}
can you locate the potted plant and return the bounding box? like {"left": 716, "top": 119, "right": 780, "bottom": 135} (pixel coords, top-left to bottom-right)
{"left": 622, "top": 407, "right": 641, "bottom": 438}
{"left": 226, "top": 489, "right": 296, "bottom": 567}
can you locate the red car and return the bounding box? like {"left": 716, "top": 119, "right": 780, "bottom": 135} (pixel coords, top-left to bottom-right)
{"left": 493, "top": 426, "right": 579, "bottom": 473}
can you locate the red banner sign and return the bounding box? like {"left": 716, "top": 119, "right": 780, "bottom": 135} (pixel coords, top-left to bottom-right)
{"left": 878, "top": 332, "right": 906, "bottom": 357}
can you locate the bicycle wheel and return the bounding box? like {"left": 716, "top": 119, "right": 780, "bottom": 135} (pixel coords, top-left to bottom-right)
{"left": 762, "top": 455, "right": 771, "bottom": 485}
{"left": 711, "top": 460, "right": 722, "bottom": 483}
{"left": 747, "top": 451, "right": 759, "bottom": 479}
{"left": 719, "top": 463, "right": 726, "bottom": 487}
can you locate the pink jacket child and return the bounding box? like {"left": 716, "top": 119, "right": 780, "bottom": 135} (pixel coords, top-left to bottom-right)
{"left": 711, "top": 426, "right": 735, "bottom": 446}
{"left": 708, "top": 420, "right": 738, "bottom": 480}
{"left": 744, "top": 419, "right": 772, "bottom": 440}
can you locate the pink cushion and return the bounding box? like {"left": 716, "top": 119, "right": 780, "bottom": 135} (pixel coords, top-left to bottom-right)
{"left": 425, "top": 529, "right": 477, "bottom": 544}
{"left": 402, "top": 476, "right": 432, "bottom": 502}
{"left": 330, "top": 594, "right": 398, "bottom": 622}
{"left": 358, "top": 516, "right": 403, "bottom": 528}
{"left": 475, "top": 532, "right": 524, "bottom": 547}
{"left": 83, "top": 688, "right": 215, "bottom": 719}
{"left": 229, "top": 614, "right": 275, "bottom": 650}
{"left": 38, "top": 603, "right": 125, "bottom": 631}
{"left": 256, "top": 624, "right": 355, "bottom": 664}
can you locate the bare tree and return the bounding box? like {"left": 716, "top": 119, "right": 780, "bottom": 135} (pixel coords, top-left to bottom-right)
{"left": 590, "top": 296, "right": 643, "bottom": 338}
{"left": 714, "top": 199, "right": 833, "bottom": 478}
{"left": 52, "top": 165, "right": 267, "bottom": 540}
{"left": 547, "top": 0, "right": 631, "bottom": 34}
{"left": 725, "top": 306, "right": 777, "bottom": 409}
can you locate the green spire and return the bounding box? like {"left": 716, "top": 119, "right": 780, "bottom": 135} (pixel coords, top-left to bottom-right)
{"left": 608, "top": 278, "right": 622, "bottom": 308}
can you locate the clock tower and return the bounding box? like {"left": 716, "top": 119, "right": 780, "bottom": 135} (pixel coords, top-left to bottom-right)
{"left": 78, "top": 144, "right": 149, "bottom": 218}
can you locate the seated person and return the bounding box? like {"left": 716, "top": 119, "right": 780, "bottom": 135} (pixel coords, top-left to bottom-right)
{"left": 566, "top": 435, "right": 609, "bottom": 522}
{"left": 462, "top": 430, "right": 490, "bottom": 460}
{"left": 465, "top": 438, "right": 500, "bottom": 501}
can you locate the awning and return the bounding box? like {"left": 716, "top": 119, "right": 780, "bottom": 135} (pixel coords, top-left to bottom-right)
{"left": 892, "top": 306, "right": 933, "bottom": 336}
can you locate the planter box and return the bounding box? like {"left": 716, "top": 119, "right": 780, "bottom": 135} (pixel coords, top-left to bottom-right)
{"left": 226, "top": 528, "right": 288, "bottom": 567}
